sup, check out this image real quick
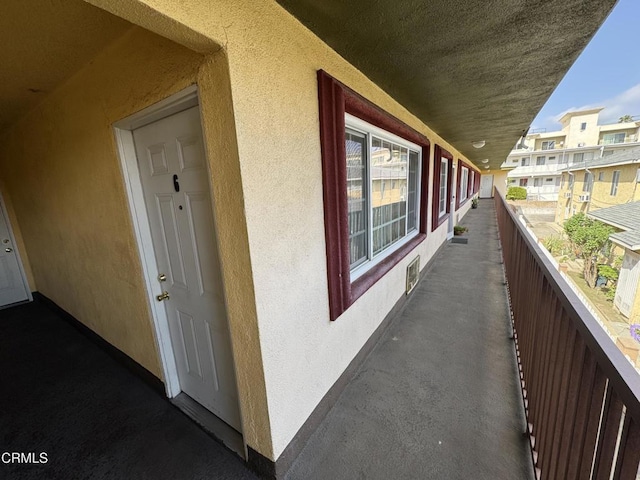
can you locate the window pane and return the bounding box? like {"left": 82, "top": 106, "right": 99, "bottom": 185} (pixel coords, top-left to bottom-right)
{"left": 439, "top": 159, "right": 448, "bottom": 216}
{"left": 407, "top": 150, "right": 419, "bottom": 232}
{"left": 346, "top": 131, "right": 368, "bottom": 267}
{"left": 371, "top": 136, "right": 408, "bottom": 256}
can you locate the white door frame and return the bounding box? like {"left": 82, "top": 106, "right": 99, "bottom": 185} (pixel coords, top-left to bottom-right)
{"left": 112, "top": 85, "right": 202, "bottom": 399}
{"left": 0, "top": 190, "right": 32, "bottom": 305}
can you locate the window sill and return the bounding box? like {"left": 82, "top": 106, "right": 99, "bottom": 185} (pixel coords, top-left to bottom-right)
{"left": 351, "top": 233, "right": 426, "bottom": 302}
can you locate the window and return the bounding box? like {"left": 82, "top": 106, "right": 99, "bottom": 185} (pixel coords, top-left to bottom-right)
{"left": 519, "top": 178, "right": 528, "bottom": 187}
{"left": 536, "top": 156, "right": 546, "bottom": 166}
{"left": 534, "top": 178, "right": 542, "bottom": 187}
{"left": 345, "top": 119, "right": 421, "bottom": 269}
{"left": 580, "top": 122, "right": 587, "bottom": 131}
{"left": 598, "top": 172, "right": 605, "bottom": 181}
{"left": 545, "top": 178, "right": 554, "bottom": 182}
{"left": 469, "top": 170, "right": 475, "bottom": 199}
{"left": 573, "top": 152, "right": 583, "bottom": 164}
{"left": 521, "top": 157, "right": 530, "bottom": 166}
{"left": 602, "top": 132, "right": 625, "bottom": 145}
{"left": 583, "top": 172, "right": 593, "bottom": 192}
{"left": 512, "top": 159, "right": 519, "bottom": 163}
{"left": 459, "top": 166, "right": 469, "bottom": 202}
{"left": 610, "top": 170, "right": 620, "bottom": 196}
{"left": 318, "top": 70, "right": 430, "bottom": 321}
{"left": 456, "top": 161, "right": 473, "bottom": 209}
{"left": 432, "top": 146, "right": 453, "bottom": 230}
{"left": 569, "top": 173, "right": 575, "bottom": 188}
{"left": 603, "top": 150, "right": 614, "bottom": 157}
{"left": 548, "top": 156, "right": 556, "bottom": 164}
{"left": 541, "top": 140, "right": 555, "bottom": 150}
{"left": 560, "top": 174, "right": 565, "bottom": 189}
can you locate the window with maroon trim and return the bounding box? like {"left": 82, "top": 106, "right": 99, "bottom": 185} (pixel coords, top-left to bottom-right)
{"left": 456, "top": 160, "right": 472, "bottom": 210}
{"left": 431, "top": 145, "right": 453, "bottom": 231}
{"left": 317, "top": 70, "right": 430, "bottom": 321}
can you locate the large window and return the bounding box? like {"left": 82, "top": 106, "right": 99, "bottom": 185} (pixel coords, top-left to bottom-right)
{"left": 610, "top": 170, "right": 620, "bottom": 196}
{"left": 455, "top": 160, "right": 474, "bottom": 210}
{"left": 536, "top": 156, "right": 546, "bottom": 166}
{"left": 432, "top": 145, "right": 453, "bottom": 230}
{"left": 541, "top": 140, "right": 555, "bottom": 150}
{"left": 318, "top": 70, "right": 430, "bottom": 321}
{"left": 583, "top": 172, "right": 593, "bottom": 192}
{"left": 602, "top": 132, "right": 625, "bottom": 145}
{"left": 345, "top": 116, "right": 422, "bottom": 274}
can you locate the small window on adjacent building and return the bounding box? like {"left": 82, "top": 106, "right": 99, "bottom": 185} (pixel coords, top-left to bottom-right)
{"left": 568, "top": 173, "right": 575, "bottom": 188}
{"left": 610, "top": 170, "right": 620, "bottom": 196}
{"left": 598, "top": 172, "right": 605, "bottom": 181}
{"left": 519, "top": 178, "right": 528, "bottom": 187}
{"left": 602, "top": 133, "right": 625, "bottom": 145}
{"left": 573, "top": 152, "right": 584, "bottom": 164}
{"left": 536, "top": 156, "right": 546, "bottom": 165}
{"left": 541, "top": 141, "right": 555, "bottom": 150}
{"left": 580, "top": 122, "right": 587, "bottom": 131}
{"left": 534, "top": 178, "right": 542, "bottom": 187}
{"left": 521, "top": 158, "right": 530, "bottom": 166}
{"left": 583, "top": 172, "right": 593, "bottom": 192}
{"left": 545, "top": 178, "right": 553, "bottom": 182}
{"left": 548, "top": 156, "right": 556, "bottom": 163}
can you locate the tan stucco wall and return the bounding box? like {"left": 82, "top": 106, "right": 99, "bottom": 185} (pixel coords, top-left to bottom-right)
{"left": 555, "top": 163, "right": 640, "bottom": 223}
{"left": 0, "top": 25, "right": 273, "bottom": 457}
{"left": 0, "top": 28, "right": 204, "bottom": 378}
{"left": 84, "top": 0, "right": 484, "bottom": 459}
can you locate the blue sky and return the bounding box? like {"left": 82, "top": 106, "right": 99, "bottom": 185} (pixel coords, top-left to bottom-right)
{"left": 531, "top": 0, "right": 640, "bottom": 131}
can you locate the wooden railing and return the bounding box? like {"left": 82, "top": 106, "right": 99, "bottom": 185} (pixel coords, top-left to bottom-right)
{"left": 495, "top": 194, "right": 640, "bottom": 480}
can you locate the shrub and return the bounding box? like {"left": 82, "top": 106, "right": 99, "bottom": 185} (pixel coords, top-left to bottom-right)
{"left": 453, "top": 225, "right": 468, "bottom": 235}
{"left": 597, "top": 264, "right": 619, "bottom": 282}
{"left": 542, "top": 235, "right": 570, "bottom": 256}
{"left": 506, "top": 186, "right": 527, "bottom": 200}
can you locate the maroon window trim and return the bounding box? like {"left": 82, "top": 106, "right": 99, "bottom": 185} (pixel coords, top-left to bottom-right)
{"left": 456, "top": 160, "right": 473, "bottom": 210}
{"left": 431, "top": 145, "right": 453, "bottom": 231}
{"left": 317, "top": 70, "right": 430, "bottom": 321}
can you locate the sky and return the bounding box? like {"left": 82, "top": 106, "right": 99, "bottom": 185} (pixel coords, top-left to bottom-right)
{"left": 531, "top": 0, "right": 640, "bottom": 132}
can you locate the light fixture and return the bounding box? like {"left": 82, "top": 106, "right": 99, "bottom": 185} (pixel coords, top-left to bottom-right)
{"left": 481, "top": 159, "right": 489, "bottom": 164}
{"left": 484, "top": 165, "right": 490, "bottom": 169}
{"left": 472, "top": 140, "right": 486, "bottom": 149}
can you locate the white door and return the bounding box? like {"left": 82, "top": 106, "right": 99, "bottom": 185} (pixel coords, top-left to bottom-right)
{"left": 0, "top": 197, "right": 30, "bottom": 307}
{"left": 615, "top": 250, "right": 640, "bottom": 318}
{"left": 479, "top": 174, "right": 494, "bottom": 198}
{"left": 132, "top": 106, "right": 241, "bottom": 430}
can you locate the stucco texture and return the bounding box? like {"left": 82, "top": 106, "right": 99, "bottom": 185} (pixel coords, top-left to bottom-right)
{"left": 0, "top": 28, "right": 205, "bottom": 378}
{"left": 87, "top": 0, "right": 481, "bottom": 460}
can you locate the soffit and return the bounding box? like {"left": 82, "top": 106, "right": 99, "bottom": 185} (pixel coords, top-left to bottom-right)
{"left": 0, "top": 0, "right": 131, "bottom": 132}
{"left": 276, "top": 0, "right": 616, "bottom": 170}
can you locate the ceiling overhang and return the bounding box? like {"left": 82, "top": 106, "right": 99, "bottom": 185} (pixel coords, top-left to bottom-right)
{"left": 276, "top": 0, "right": 616, "bottom": 170}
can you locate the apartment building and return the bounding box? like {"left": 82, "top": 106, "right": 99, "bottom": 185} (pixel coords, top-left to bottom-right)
{"left": 501, "top": 108, "right": 640, "bottom": 200}
{"left": 555, "top": 147, "right": 640, "bottom": 221}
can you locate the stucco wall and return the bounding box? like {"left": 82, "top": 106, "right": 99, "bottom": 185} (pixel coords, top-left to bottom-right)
{"left": 0, "top": 28, "right": 206, "bottom": 378}
{"left": 85, "top": 0, "right": 481, "bottom": 459}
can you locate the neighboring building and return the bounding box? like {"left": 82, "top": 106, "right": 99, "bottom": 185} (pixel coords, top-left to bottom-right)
{"left": 555, "top": 147, "right": 640, "bottom": 222}
{"left": 501, "top": 108, "right": 640, "bottom": 201}
{"left": 589, "top": 202, "right": 640, "bottom": 323}
{"left": 0, "top": 1, "right": 615, "bottom": 478}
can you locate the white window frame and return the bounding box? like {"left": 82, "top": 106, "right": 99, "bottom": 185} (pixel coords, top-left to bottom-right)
{"left": 541, "top": 140, "right": 555, "bottom": 150}
{"left": 345, "top": 114, "right": 422, "bottom": 281}
{"left": 460, "top": 167, "right": 469, "bottom": 202}
{"left": 439, "top": 157, "right": 449, "bottom": 218}
{"left": 602, "top": 132, "right": 625, "bottom": 145}
{"left": 610, "top": 170, "right": 620, "bottom": 196}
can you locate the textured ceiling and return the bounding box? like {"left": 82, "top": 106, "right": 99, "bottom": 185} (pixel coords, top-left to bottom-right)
{"left": 276, "top": 0, "right": 616, "bottom": 170}
{"left": 0, "top": 0, "right": 131, "bottom": 132}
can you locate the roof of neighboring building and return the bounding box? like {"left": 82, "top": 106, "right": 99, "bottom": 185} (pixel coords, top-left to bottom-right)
{"left": 561, "top": 147, "right": 640, "bottom": 172}
{"left": 558, "top": 107, "right": 604, "bottom": 124}
{"left": 588, "top": 202, "right": 640, "bottom": 251}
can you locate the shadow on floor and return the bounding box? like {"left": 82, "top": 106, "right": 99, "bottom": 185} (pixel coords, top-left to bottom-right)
{"left": 0, "top": 301, "right": 258, "bottom": 480}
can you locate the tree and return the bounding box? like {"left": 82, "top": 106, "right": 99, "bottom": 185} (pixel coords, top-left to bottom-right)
{"left": 564, "top": 213, "right": 614, "bottom": 287}
{"left": 618, "top": 114, "right": 634, "bottom": 123}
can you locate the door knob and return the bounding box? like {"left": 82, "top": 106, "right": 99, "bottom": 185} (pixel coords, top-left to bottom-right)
{"left": 158, "top": 273, "right": 167, "bottom": 282}
{"left": 4, "top": 248, "right": 12, "bottom": 253}
{"left": 156, "top": 291, "right": 170, "bottom": 302}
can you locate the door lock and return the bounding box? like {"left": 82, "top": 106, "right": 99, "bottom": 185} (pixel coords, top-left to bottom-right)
{"left": 158, "top": 273, "right": 167, "bottom": 282}
{"left": 156, "top": 291, "right": 170, "bottom": 302}
{"left": 4, "top": 248, "right": 12, "bottom": 253}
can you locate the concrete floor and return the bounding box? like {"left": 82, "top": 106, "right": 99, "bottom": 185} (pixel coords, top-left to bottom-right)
{"left": 286, "top": 200, "right": 534, "bottom": 479}
{"left": 1, "top": 200, "right": 533, "bottom": 480}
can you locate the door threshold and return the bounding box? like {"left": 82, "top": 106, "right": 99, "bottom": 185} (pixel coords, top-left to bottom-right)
{"left": 0, "top": 299, "right": 31, "bottom": 310}
{"left": 171, "top": 393, "right": 245, "bottom": 459}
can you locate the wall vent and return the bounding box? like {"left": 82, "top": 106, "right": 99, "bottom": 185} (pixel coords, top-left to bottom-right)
{"left": 406, "top": 256, "right": 420, "bottom": 294}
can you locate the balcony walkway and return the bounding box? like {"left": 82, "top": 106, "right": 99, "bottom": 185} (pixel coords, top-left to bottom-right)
{"left": 0, "top": 200, "right": 533, "bottom": 480}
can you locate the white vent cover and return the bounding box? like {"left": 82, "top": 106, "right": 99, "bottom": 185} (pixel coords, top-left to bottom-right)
{"left": 406, "top": 256, "right": 420, "bottom": 294}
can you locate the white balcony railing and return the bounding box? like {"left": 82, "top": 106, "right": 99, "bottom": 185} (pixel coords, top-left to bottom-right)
{"left": 507, "top": 163, "right": 568, "bottom": 176}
